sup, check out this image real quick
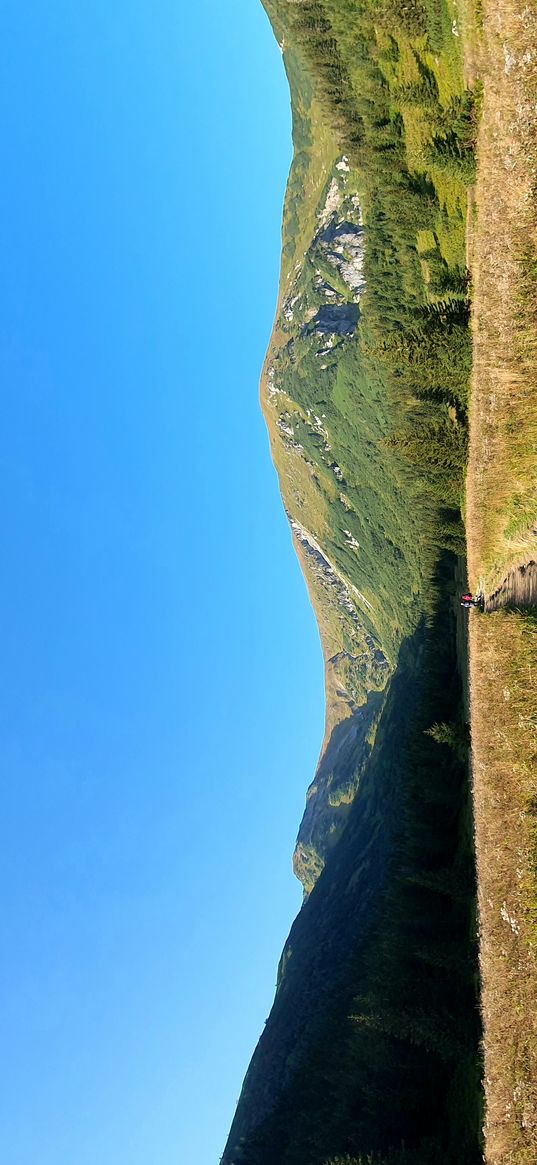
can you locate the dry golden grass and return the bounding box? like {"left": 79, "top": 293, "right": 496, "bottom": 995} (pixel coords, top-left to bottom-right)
{"left": 465, "top": 2, "right": 537, "bottom": 1161}
{"left": 469, "top": 612, "right": 537, "bottom": 1165}
{"left": 466, "top": 0, "right": 537, "bottom": 595}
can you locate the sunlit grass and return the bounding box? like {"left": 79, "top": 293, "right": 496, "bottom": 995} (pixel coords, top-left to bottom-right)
{"left": 469, "top": 611, "right": 537, "bottom": 1164}
{"left": 464, "top": 0, "right": 537, "bottom": 1159}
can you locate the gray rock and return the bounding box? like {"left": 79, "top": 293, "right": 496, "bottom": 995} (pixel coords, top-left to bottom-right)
{"left": 310, "top": 303, "right": 359, "bottom": 336}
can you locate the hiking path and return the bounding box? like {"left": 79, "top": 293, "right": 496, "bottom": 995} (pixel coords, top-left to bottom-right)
{"left": 484, "top": 561, "right": 537, "bottom": 611}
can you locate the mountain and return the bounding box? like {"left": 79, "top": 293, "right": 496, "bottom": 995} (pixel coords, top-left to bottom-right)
{"left": 222, "top": 2, "right": 483, "bottom": 1162}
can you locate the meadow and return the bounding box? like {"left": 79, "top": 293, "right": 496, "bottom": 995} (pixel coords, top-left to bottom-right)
{"left": 464, "top": 0, "right": 537, "bottom": 1157}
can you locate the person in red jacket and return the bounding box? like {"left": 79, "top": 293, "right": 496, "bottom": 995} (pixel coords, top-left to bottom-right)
{"left": 461, "top": 593, "right": 482, "bottom": 608}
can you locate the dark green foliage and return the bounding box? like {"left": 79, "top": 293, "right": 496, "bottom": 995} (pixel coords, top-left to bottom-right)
{"left": 426, "top": 717, "right": 471, "bottom": 762}
{"left": 375, "top": 0, "right": 429, "bottom": 38}
{"left": 423, "top": 135, "right": 477, "bottom": 184}
{"left": 434, "top": 90, "right": 479, "bottom": 142}
{"left": 394, "top": 78, "right": 439, "bottom": 110}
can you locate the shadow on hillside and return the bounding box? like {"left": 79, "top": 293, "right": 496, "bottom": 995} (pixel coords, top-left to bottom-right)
{"left": 223, "top": 576, "right": 482, "bottom": 1165}
{"left": 293, "top": 686, "right": 387, "bottom": 892}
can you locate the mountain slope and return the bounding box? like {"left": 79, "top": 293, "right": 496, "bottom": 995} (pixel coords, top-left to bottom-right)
{"left": 222, "top": 2, "right": 482, "bottom": 1161}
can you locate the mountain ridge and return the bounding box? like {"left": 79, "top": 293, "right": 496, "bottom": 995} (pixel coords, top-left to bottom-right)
{"left": 259, "top": 6, "right": 425, "bottom": 890}
{"left": 222, "top": 2, "right": 481, "bottom": 1160}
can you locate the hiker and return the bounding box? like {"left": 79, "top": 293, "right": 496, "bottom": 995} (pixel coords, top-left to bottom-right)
{"left": 460, "top": 593, "right": 482, "bottom": 608}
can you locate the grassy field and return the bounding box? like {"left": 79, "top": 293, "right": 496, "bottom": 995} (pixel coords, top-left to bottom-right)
{"left": 465, "top": 0, "right": 537, "bottom": 593}
{"left": 464, "top": 0, "right": 537, "bottom": 1160}
{"left": 469, "top": 613, "right": 537, "bottom": 1164}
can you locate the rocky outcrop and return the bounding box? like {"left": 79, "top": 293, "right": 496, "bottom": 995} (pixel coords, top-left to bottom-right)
{"left": 290, "top": 520, "right": 388, "bottom": 666}
{"left": 317, "top": 215, "right": 366, "bottom": 297}
{"left": 308, "top": 302, "right": 359, "bottom": 335}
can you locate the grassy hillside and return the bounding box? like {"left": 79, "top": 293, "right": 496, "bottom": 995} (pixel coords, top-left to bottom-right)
{"left": 463, "top": 0, "right": 537, "bottom": 1158}
{"left": 260, "top": 0, "right": 476, "bottom": 889}
{"left": 222, "top": 1, "right": 484, "bottom": 1162}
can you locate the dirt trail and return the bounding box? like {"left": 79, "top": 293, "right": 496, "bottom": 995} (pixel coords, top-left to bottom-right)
{"left": 485, "top": 560, "right": 537, "bottom": 611}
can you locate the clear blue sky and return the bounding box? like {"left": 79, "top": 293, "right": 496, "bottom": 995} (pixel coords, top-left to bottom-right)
{"left": 0, "top": 3, "right": 324, "bottom": 1163}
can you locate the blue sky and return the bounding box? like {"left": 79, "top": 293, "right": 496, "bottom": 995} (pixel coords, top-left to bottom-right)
{"left": 0, "top": 3, "right": 324, "bottom": 1163}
